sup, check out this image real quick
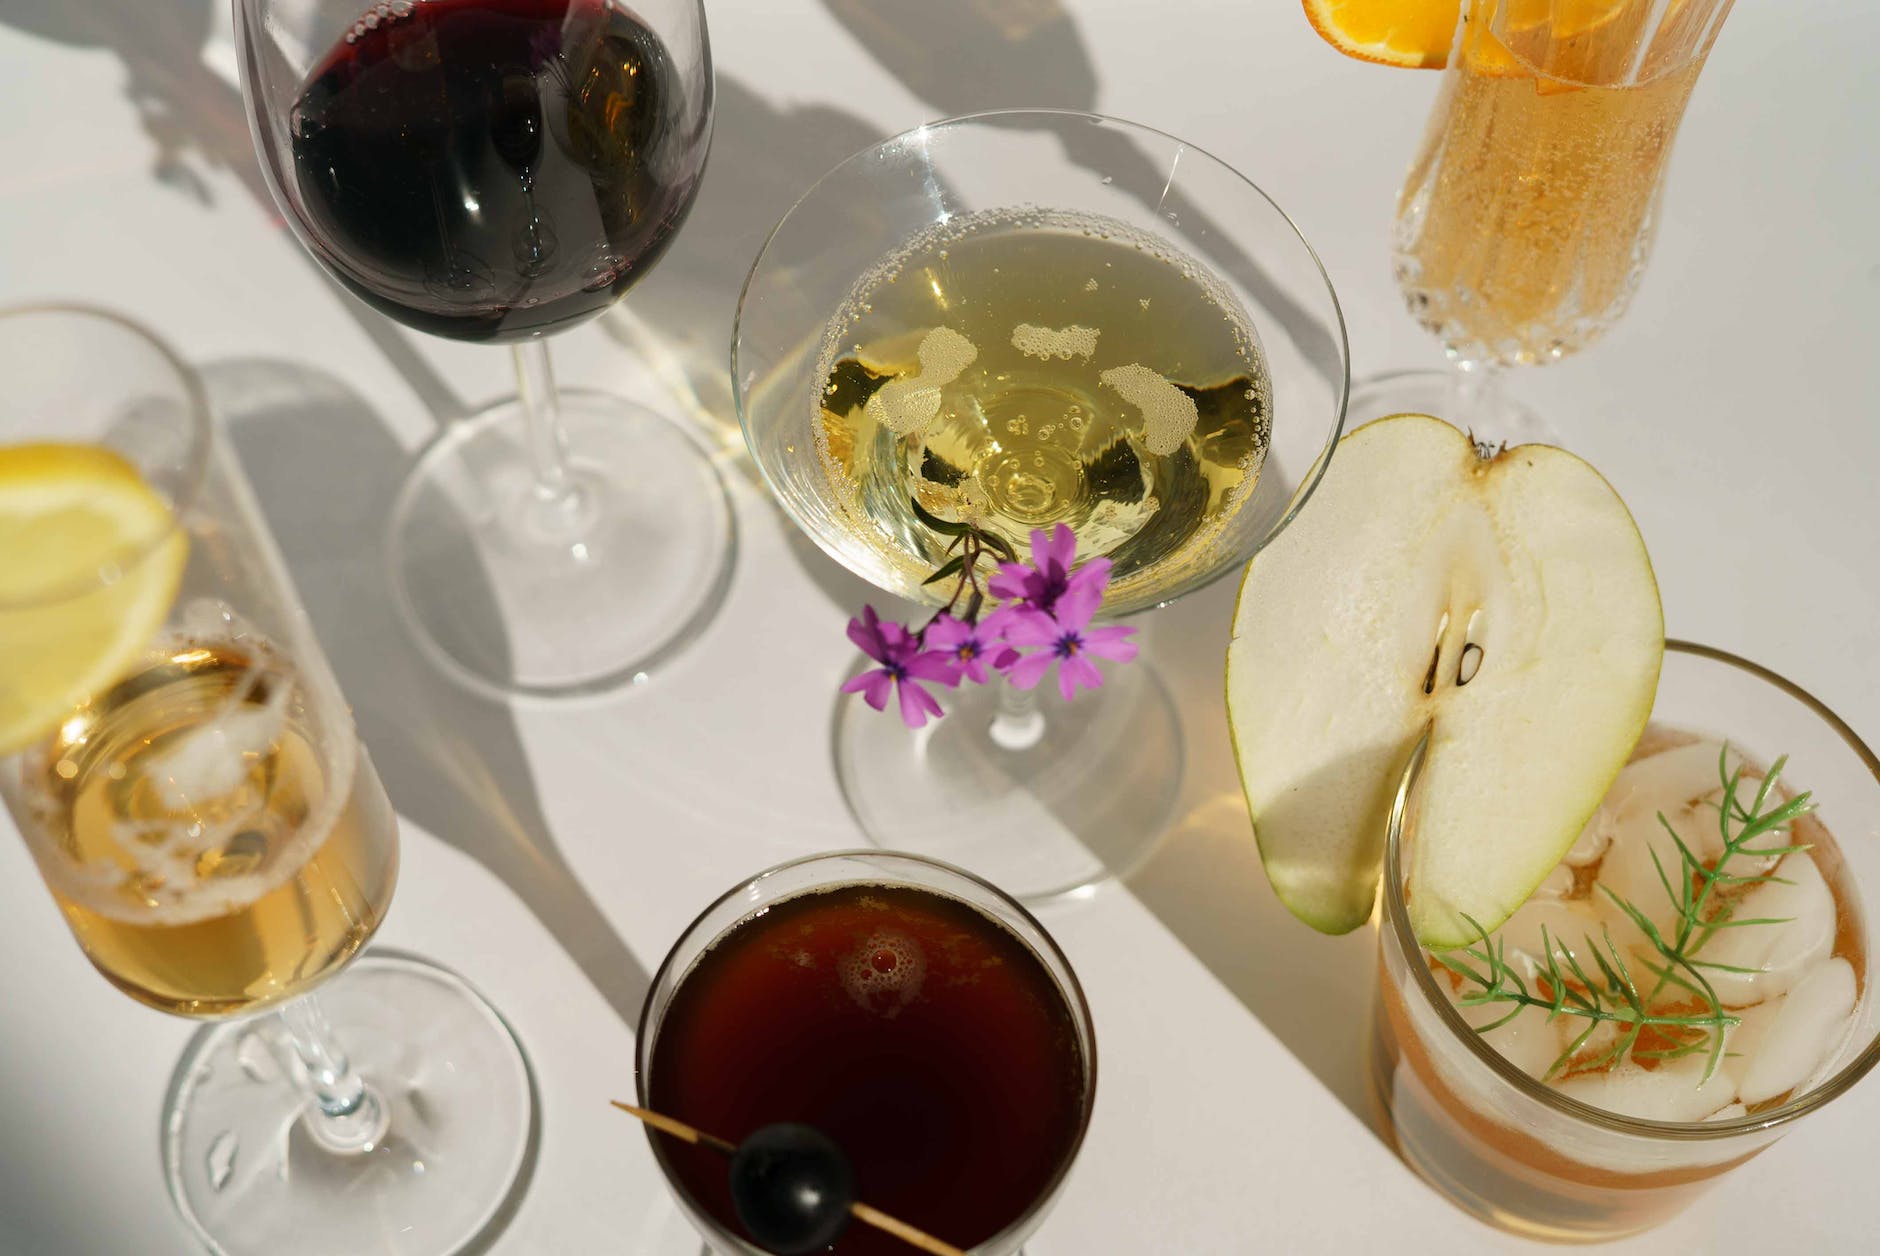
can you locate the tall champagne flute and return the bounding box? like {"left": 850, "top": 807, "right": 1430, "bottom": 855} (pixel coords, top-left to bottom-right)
{"left": 736, "top": 111, "right": 1348, "bottom": 902}
{"left": 1353, "top": 0, "right": 1734, "bottom": 442}
{"left": 0, "top": 306, "right": 529, "bottom": 1256}
{"left": 234, "top": 0, "right": 730, "bottom": 698}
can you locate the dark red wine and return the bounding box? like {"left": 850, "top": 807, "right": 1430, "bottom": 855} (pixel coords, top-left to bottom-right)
{"left": 289, "top": 0, "right": 705, "bottom": 342}
{"left": 647, "top": 883, "right": 1089, "bottom": 1255}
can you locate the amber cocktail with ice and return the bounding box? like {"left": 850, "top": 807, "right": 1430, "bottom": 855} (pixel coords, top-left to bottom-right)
{"left": 1371, "top": 644, "right": 1880, "bottom": 1242}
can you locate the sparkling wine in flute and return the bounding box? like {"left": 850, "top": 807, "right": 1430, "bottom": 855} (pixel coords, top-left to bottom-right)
{"left": 1392, "top": 12, "right": 1706, "bottom": 366}
{"left": 814, "top": 208, "right": 1272, "bottom": 610}
{"left": 16, "top": 638, "right": 398, "bottom": 1018}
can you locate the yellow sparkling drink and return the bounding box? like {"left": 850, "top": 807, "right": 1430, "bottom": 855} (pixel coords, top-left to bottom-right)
{"left": 814, "top": 208, "right": 1272, "bottom": 611}
{"left": 18, "top": 639, "right": 397, "bottom": 1018}
{"left": 1393, "top": 0, "right": 1715, "bottom": 366}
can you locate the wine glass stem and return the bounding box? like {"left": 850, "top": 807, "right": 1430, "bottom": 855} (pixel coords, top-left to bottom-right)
{"left": 989, "top": 681, "right": 1046, "bottom": 752}
{"left": 1447, "top": 358, "right": 1510, "bottom": 446}
{"left": 279, "top": 992, "right": 389, "bottom": 1154}
{"left": 513, "top": 338, "right": 574, "bottom": 503}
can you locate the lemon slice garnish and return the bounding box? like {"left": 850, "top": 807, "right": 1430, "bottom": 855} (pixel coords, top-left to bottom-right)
{"left": 0, "top": 443, "right": 187, "bottom": 753}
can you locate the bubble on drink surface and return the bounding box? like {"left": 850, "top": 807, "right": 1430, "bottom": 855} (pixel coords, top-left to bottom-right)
{"left": 1098, "top": 363, "right": 1198, "bottom": 456}
{"left": 838, "top": 929, "right": 927, "bottom": 1016}
{"left": 1010, "top": 323, "right": 1098, "bottom": 361}
{"left": 862, "top": 326, "right": 976, "bottom": 436}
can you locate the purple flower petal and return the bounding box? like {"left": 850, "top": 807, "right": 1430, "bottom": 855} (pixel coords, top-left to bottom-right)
{"left": 987, "top": 561, "right": 1037, "bottom": 602}
{"left": 1033, "top": 523, "right": 1077, "bottom": 576}
{"left": 841, "top": 668, "right": 895, "bottom": 711}
{"left": 1005, "top": 650, "right": 1057, "bottom": 691}
{"left": 1054, "top": 559, "right": 1111, "bottom": 632}
{"left": 990, "top": 644, "right": 1022, "bottom": 672}
{"left": 904, "top": 650, "right": 962, "bottom": 686}
{"left": 977, "top": 605, "right": 1019, "bottom": 640}
{"left": 897, "top": 677, "right": 945, "bottom": 728}
{"left": 845, "top": 606, "right": 890, "bottom": 663}
{"left": 924, "top": 614, "right": 971, "bottom": 650}
{"left": 1081, "top": 623, "right": 1139, "bottom": 663}
{"left": 1059, "top": 652, "right": 1104, "bottom": 700}
{"left": 999, "top": 608, "right": 1063, "bottom": 647}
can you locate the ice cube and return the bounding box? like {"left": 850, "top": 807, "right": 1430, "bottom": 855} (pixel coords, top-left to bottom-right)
{"left": 1594, "top": 802, "right": 1713, "bottom": 950}
{"left": 1704, "top": 1102, "right": 1747, "bottom": 1122}
{"left": 1532, "top": 864, "right": 1577, "bottom": 899}
{"left": 1734, "top": 958, "right": 1858, "bottom": 1106}
{"left": 1563, "top": 803, "right": 1615, "bottom": 867}
{"left": 1495, "top": 897, "right": 1605, "bottom": 981}
{"left": 1695, "top": 851, "right": 1836, "bottom": 1007}
{"left": 1610, "top": 741, "right": 1747, "bottom": 835}
{"left": 1554, "top": 1051, "right": 1739, "bottom": 1123}
{"left": 1456, "top": 999, "right": 1566, "bottom": 1080}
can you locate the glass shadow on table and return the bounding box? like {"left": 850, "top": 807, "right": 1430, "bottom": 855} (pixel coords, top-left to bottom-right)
{"left": 1121, "top": 573, "right": 1384, "bottom": 1136}
{"left": 208, "top": 358, "right": 655, "bottom": 1041}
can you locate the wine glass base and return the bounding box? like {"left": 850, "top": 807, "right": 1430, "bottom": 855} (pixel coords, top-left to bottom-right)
{"left": 162, "top": 955, "right": 533, "bottom": 1256}
{"left": 1348, "top": 368, "right": 1558, "bottom": 446}
{"left": 834, "top": 659, "right": 1184, "bottom": 904}
{"left": 388, "top": 389, "right": 735, "bottom": 700}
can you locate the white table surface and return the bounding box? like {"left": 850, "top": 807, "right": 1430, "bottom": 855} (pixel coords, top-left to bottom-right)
{"left": 2, "top": 2, "right": 1876, "bottom": 1253}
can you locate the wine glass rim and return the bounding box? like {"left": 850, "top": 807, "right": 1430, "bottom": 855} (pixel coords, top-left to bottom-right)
{"left": 0, "top": 302, "right": 213, "bottom": 611}
{"left": 633, "top": 847, "right": 1099, "bottom": 1255}
{"left": 1384, "top": 638, "right": 1880, "bottom": 1140}
{"left": 730, "top": 107, "right": 1349, "bottom": 611}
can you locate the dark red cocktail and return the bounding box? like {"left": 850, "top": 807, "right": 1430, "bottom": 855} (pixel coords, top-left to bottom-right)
{"left": 638, "top": 854, "right": 1095, "bottom": 1255}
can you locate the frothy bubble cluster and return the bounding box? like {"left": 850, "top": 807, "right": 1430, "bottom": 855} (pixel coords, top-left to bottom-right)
{"left": 1011, "top": 323, "right": 1099, "bottom": 361}
{"left": 863, "top": 326, "right": 977, "bottom": 437}
{"left": 838, "top": 929, "right": 927, "bottom": 1016}
{"left": 1098, "top": 362, "right": 1200, "bottom": 457}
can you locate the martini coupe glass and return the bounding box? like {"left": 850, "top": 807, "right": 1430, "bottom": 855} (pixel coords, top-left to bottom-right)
{"left": 735, "top": 110, "right": 1348, "bottom": 902}
{"left": 1352, "top": 0, "right": 1736, "bottom": 445}
{"left": 234, "top": 0, "right": 731, "bottom": 698}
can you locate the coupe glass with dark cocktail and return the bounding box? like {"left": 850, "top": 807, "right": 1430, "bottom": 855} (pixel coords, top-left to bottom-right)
{"left": 637, "top": 852, "right": 1096, "bottom": 1255}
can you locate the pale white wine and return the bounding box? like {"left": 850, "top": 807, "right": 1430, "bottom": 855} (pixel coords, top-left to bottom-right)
{"left": 14, "top": 639, "right": 397, "bottom": 1017}
{"left": 815, "top": 208, "right": 1271, "bottom": 610}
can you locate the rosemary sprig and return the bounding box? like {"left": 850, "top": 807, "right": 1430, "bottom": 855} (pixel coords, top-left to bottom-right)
{"left": 1443, "top": 744, "right": 1816, "bottom": 1082}
{"left": 908, "top": 497, "right": 1013, "bottom": 631}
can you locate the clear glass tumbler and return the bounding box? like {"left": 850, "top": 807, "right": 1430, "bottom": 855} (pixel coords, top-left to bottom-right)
{"left": 1373, "top": 640, "right": 1880, "bottom": 1242}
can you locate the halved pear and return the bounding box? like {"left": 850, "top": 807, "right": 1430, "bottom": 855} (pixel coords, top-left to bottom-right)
{"left": 1227, "top": 414, "right": 1662, "bottom": 948}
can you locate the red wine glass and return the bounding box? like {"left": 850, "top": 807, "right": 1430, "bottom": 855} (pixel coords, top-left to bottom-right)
{"left": 235, "top": 0, "right": 729, "bottom": 698}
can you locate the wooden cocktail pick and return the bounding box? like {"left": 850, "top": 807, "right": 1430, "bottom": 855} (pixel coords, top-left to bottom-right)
{"left": 611, "top": 1100, "right": 967, "bottom": 1256}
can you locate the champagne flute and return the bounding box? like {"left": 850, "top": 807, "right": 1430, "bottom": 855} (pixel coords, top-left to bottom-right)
{"left": 0, "top": 305, "right": 530, "bottom": 1256}
{"left": 735, "top": 111, "right": 1348, "bottom": 902}
{"left": 1353, "top": 0, "right": 1735, "bottom": 443}
{"left": 234, "top": 0, "right": 730, "bottom": 698}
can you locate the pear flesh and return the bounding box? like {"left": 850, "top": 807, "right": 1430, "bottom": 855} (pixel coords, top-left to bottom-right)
{"left": 1228, "top": 414, "right": 1663, "bottom": 948}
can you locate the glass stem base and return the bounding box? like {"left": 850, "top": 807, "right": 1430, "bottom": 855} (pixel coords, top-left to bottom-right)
{"left": 387, "top": 388, "right": 735, "bottom": 700}
{"left": 1347, "top": 367, "right": 1558, "bottom": 447}
{"left": 162, "top": 954, "right": 533, "bottom": 1256}
{"left": 834, "top": 654, "right": 1184, "bottom": 904}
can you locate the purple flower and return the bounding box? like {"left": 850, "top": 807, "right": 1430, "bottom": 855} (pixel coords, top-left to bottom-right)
{"left": 924, "top": 612, "right": 1018, "bottom": 686}
{"left": 989, "top": 524, "right": 1111, "bottom": 621}
{"left": 1000, "top": 609, "right": 1139, "bottom": 701}
{"left": 840, "top": 606, "right": 958, "bottom": 728}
